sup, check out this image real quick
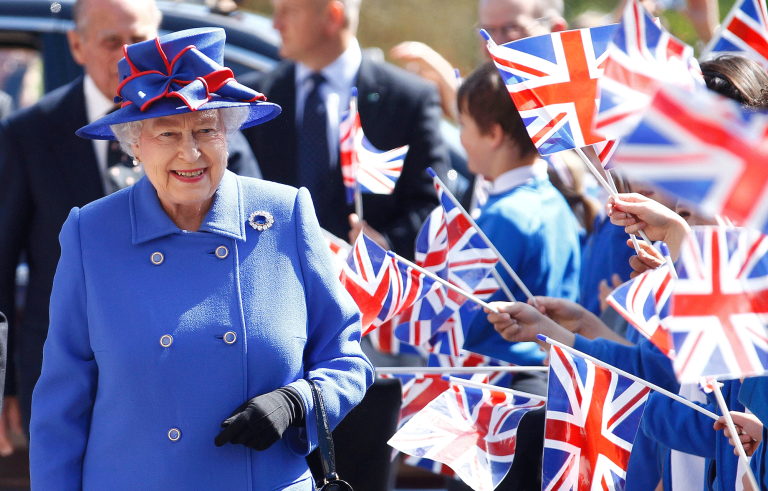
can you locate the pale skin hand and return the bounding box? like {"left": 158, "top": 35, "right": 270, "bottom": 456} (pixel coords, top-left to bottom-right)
{"left": 484, "top": 301, "right": 576, "bottom": 349}
{"left": 606, "top": 193, "right": 691, "bottom": 260}
{"left": 714, "top": 411, "right": 763, "bottom": 457}
{"left": 348, "top": 213, "right": 390, "bottom": 250}
{"left": 627, "top": 239, "right": 666, "bottom": 278}
{"left": 529, "top": 296, "right": 633, "bottom": 346}
{"left": 389, "top": 41, "right": 458, "bottom": 121}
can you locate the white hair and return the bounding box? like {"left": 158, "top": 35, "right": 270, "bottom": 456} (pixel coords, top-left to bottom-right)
{"left": 110, "top": 106, "right": 250, "bottom": 158}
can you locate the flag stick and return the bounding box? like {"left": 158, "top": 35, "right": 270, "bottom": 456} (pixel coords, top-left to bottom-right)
{"left": 448, "top": 376, "right": 548, "bottom": 402}
{"left": 387, "top": 251, "right": 500, "bottom": 314}
{"left": 354, "top": 180, "right": 363, "bottom": 221}
{"left": 491, "top": 268, "right": 516, "bottom": 301}
{"left": 711, "top": 381, "right": 759, "bottom": 491}
{"left": 538, "top": 334, "right": 719, "bottom": 420}
{"left": 376, "top": 366, "right": 548, "bottom": 375}
{"left": 574, "top": 147, "right": 677, "bottom": 274}
{"left": 606, "top": 168, "right": 643, "bottom": 255}
{"left": 426, "top": 168, "right": 538, "bottom": 306}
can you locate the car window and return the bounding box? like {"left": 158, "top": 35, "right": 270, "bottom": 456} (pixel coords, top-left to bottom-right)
{"left": 0, "top": 47, "right": 43, "bottom": 112}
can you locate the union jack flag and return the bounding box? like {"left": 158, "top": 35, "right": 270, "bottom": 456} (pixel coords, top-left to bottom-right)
{"left": 389, "top": 383, "right": 545, "bottom": 491}
{"left": 702, "top": 0, "right": 768, "bottom": 70}
{"left": 543, "top": 345, "right": 650, "bottom": 490}
{"left": 367, "top": 316, "right": 428, "bottom": 356}
{"left": 426, "top": 274, "right": 503, "bottom": 357}
{"left": 395, "top": 352, "right": 512, "bottom": 478}
{"left": 611, "top": 83, "right": 768, "bottom": 233}
{"left": 596, "top": 0, "right": 704, "bottom": 139}
{"left": 395, "top": 174, "right": 500, "bottom": 351}
{"left": 593, "top": 139, "right": 620, "bottom": 169}
{"left": 607, "top": 264, "right": 675, "bottom": 357}
{"left": 339, "top": 233, "right": 436, "bottom": 335}
{"left": 484, "top": 25, "right": 616, "bottom": 155}
{"left": 321, "top": 228, "right": 351, "bottom": 275}
{"left": 339, "top": 89, "right": 409, "bottom": 203}
{"left": 664, "top": 226, "right": 768, "bottom": 383}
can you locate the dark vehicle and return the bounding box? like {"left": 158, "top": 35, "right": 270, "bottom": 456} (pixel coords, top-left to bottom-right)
{"left": 0, "top": 0, "right": 282, "bottom": 109}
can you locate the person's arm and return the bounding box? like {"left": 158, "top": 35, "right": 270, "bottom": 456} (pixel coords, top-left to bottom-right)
{"left": 29, "top": 208, "right": 97, "bottom": 490}
{"left": 0, "top": 120, "right": 29, "bottom": 452}
{"left": 739, "top": 376, "right": 768, "bottom": 426}
{"left": 607, "top": 193, "right": 690, "bottom": 260}
{"left": 283, "top": 188, "right": 375, "bottom": 455}
{"left": 641, "top": 392, "right": 718, "bottom": 458}
{"left": 531, "top": 296, "right": 632, "bottom": 345}
{"left": 487, "top": 301, "right": 679, "bottom": 390}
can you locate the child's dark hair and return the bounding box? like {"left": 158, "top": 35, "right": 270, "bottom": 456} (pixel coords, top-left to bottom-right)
{"left": 700, "top": 54, "right": 768, "bottom": 108}
{"left": 457, "top": 62, "right": 538, "bottom": 160}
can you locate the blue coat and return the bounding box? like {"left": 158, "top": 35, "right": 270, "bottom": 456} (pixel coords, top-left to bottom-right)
{"left": 29, "top": 171, "right": 374, "bottom": 490}
{"left": 463, "top": 173, "right": 581, "bottom": 365}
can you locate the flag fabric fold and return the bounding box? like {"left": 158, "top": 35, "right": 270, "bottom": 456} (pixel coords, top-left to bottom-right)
{"left": 595, "top": 0, "right": 704, "bottom": 139}
{"left": 485, "top": 25, "right": 617, "bottom": 154}
{"left": 665, "top": 226, "right": 768, "bottom": 383}
{"left": 542, "top": 345, "right": 650, "bottom": 490}
{"left": 702, "top": 0, "right": 768, "bottom": 70}
{"left": 339, "top": 233, "right": 438, "bottom": 335}
{"left": 340, "top": 90, "right": 409, "bottom": 203}
{"left": 389, "top": 382, "right": 544, "bottom": 491}
{"left": 607, "top": 263, "right": 675, "bottom": 357}
{"left": 611, "top": 83, "right": 768, "bottom": 233}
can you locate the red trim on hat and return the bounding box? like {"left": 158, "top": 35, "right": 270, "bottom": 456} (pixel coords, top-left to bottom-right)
{"left": 156, "top": 38, "right": 171, "bottom": 74}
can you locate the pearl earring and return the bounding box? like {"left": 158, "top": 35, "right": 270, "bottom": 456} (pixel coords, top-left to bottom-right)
{"left": 132, "top": 158, "right": 140, "bottom": 167}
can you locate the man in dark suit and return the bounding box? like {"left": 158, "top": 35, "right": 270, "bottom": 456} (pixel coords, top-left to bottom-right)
{"left": 240, "top": 1, "right": 450, "bottom": 490}
{"left": 0, "top": 0, "right": 259, "bottom": 435}
{"left": 241, "top": 0, "right": 449, "bottom": 258}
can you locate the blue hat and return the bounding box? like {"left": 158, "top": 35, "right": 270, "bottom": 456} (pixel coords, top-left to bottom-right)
{"left": 76, "top": 27, "right": 281, "bottom": 140}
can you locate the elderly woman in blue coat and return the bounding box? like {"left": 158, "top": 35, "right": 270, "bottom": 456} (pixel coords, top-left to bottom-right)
{"left": 29, "top": 27, "right": 373, "bottom": 490}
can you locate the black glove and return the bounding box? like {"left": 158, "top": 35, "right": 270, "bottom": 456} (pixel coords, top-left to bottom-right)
{"left": 214, "top": 386, "right": 305, "bottom": 451}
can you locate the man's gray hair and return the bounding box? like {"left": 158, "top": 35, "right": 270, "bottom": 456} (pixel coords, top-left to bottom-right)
{"left": 110, "top": 106, "right": 250, "bottom": 158}
{"left": 72, "top": 0, "right": 163, "bottom": 32}
{"left": 336, "top": 0, "right": 362, "bottom": 35}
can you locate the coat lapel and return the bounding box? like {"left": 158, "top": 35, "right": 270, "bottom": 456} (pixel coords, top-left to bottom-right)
{"left": 355, "top": 57, "right": 387, "bottom": 134}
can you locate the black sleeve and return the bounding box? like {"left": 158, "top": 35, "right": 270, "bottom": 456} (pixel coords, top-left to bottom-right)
{"left": 0, "top": 119, "right": 29, "bottom": 398}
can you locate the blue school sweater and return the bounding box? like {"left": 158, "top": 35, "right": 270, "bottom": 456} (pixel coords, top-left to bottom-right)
{"left": 463, "top": 163, "right": 581, "bottom": 365}
{"left": 739, "top": 376, "right": 768, "bottom": 490}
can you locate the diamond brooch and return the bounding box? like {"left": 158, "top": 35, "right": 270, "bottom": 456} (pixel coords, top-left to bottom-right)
{"left": 248, "top": 210, "right": 274, "bottom": 231}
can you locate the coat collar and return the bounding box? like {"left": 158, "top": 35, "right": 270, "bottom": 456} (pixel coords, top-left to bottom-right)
{"left": 130, "top": 170, "right": 246, "bottom": 244}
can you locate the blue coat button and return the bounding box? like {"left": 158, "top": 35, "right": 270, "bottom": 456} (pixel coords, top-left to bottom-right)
{"left": 168, "top": 428, "right": 181, "bottom": 441}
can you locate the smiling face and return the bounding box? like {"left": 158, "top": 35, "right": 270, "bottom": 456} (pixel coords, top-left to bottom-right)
{"left": 132, "top": 110, "right": 228, "bottom": 227}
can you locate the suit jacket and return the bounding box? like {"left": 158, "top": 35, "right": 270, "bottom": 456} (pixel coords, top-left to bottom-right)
{"left": 0, "top": 311, "right": 7, "bottom": 416}
{"left": 241, "top": 55, "right": 450, "bottom": 258}
{"left": 0, "top": 76, "right": 260, "bottom": 430}
{"left": 30, "top": 171, "right": 373, "bottom": 490}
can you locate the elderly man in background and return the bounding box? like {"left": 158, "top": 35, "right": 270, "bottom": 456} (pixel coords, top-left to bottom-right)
{"left": 240, "top": 0, "right": 451, "bottom": 489}
{"left": 0, "top": 0, "right": 260, "bottom": 442}
{"left": 390, "top": 0, "right": 566, "bottom": 121}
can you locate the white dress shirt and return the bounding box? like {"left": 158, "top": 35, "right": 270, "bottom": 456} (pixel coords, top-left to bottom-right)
{"left": 487, "top": 159, "right": 549, "bottom": 196}
{"left": 83, "top": 75, "right": 118, "bottom": 194}
{"left": 294, "top": 37, "right": 362, "bottom": 168}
